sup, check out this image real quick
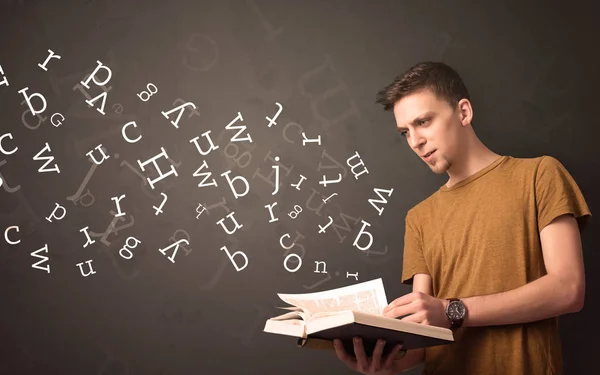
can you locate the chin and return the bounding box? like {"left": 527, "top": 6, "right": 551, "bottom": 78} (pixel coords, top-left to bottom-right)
{"left": 429, "top": 158, "right": 450, "bottom": 174}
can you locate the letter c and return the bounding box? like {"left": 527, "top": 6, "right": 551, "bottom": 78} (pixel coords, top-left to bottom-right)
{"left": 122, "top": 121, "right": 142, "bottom": 143}
{"left": 4, "top": 225, "right": 20, "bottom": 245}
{"left": 0, "top": 133, "right": 18, "bottom": 155}
{"left": 279, "top": 233, "right": 295, "bottom": 250}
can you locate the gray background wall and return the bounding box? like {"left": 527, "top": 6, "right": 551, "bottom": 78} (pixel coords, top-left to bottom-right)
{"left": 0, "top": 0, "right": 598, "bottom": 374}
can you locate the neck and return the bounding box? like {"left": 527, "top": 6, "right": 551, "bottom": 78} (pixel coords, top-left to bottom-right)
{"left": 445, "top": 136, "right": 501, "bottom": 188}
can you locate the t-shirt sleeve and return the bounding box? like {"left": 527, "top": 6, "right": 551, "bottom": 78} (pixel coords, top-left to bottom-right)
{"left": 401, "top": 209, "right": 430, "bottom": 285}
{"left": 535, "top": 155, "right": 592, "bottom": 234}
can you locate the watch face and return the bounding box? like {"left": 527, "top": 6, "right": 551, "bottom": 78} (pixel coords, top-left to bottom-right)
{"left": 448, "top": 301, "right": 466, "bottom": 320}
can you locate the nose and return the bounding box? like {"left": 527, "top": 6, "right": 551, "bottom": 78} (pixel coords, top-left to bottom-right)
{"left": 407, "top": 131, "right": 425, "bottom": 151}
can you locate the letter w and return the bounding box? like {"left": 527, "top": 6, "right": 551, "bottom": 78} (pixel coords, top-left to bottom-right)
{"left": 193, "top": 160, "right": 218, "bottom": 188}
{"left": 226, "top": 111, "right": 253, "bottom": 143}
{"left": 368, "top": 187, "right": 394, "bottom": 216}
{"left": 33, "top": 142, "right": 60, "bottom": 173}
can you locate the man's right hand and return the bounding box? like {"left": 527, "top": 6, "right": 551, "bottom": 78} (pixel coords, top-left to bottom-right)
{"left": 333, "top": 337, "right": 406, "bottom": 375}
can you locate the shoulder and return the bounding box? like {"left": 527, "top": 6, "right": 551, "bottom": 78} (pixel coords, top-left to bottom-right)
{"left": 406, "top": 192, "right": 438, "bottom": 223}
{"left": 500, "top": 154, "right": 564, "bottom": 175}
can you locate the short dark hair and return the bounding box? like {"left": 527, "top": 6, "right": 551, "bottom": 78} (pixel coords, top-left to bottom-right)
{"left": 375, "top": 61, "right": 470, "bottom": 112}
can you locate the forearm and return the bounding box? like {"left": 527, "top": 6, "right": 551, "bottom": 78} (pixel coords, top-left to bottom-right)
{"left": 461, "top": 274, "right": 583, "bottom": 327}
{"left": 394, "top": 347, "right": 424, "bottom": 373}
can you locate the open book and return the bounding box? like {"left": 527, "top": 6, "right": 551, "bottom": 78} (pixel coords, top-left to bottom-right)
{"left": 263, "top": 278, "right": 454, "bottom": 359}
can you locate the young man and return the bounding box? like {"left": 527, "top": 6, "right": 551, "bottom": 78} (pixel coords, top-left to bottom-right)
{"left": 333, "top": 61, "right": 592, "bottom": 374}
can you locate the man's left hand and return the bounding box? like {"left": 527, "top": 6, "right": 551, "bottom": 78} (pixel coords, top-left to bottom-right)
{"left": 382, "top": 292, "right": 451, "bottom": 328}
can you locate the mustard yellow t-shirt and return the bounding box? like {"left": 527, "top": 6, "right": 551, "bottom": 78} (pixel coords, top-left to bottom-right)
{"left": 401, "top": 155, "right": 592, "bottom": 375}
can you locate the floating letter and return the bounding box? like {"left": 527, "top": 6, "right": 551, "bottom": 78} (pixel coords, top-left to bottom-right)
{"left": 137, "top": 147, "right": 178, "bottom": 189}
{"left": 161, "top": 101, "right": 197, "bottom": 129}
{"left": 31, "top": 244, "right": 50, "bottom": 273}
{"left": 368, "top": 187, "right": 394, "bottom": 216}
{"left": 33, "top": 142, "right": 60, "bottom": 173}
{"left": 37, "top": 49, "right": 61, "bottom": 71}
{"left": 220, "top": 245, "right": 248, "bottom": 272}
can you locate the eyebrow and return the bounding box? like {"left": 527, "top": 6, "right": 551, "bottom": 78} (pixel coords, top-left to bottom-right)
{"left": 397, "top": 111, "right": 435, "bottom": 131}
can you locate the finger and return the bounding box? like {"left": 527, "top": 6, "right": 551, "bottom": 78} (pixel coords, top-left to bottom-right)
{"left": 333, "top": 339, "right": 357, "bottom": 370}
{"left": 400, "top": 313, "right": 422, "bottom": 324}
{"left": 353, "top": 337, "right": 369, "bottom": 370}
{"left": 383, "top": 294, "right": 413, "bottom": 314}
{"left": 383, "top": 343, "right": 405, "bottom": 368}
{"left": 383, "top": 305, "right": 412, "bottom": 319}
{"left": 370, "top": 339, "right": 386, "bottom": 370}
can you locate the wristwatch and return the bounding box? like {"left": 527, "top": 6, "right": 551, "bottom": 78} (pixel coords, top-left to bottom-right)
{"left": 445, "top": 298, "right": 467, "bottom": 330}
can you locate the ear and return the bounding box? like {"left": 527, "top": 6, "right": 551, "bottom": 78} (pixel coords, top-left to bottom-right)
{"left": 457, "top": 98, "right": 473, "bottom": 126}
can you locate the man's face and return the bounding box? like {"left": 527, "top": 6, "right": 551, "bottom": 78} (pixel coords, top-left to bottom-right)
{"left": 393, "top": 89, "right": 462, "bottom": 174}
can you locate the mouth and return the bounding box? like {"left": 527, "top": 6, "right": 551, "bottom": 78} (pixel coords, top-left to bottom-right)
{"left": 422, "top": 150, "right": 436, "bottom": 158}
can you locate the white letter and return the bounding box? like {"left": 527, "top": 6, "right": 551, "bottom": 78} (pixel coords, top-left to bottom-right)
{"left": 111, "top": 194, "right": 126, "bottom": 217}
{"left": 137, "top": 83, "right": 158, "bottom": 102}
{"left": 158, "top": 239, "right": 189, "bottom": 263}
{"left": 76, "top": 260, "right": 96, "bottom": 277}
{"left": 193, "top": 160, "right": 218, "bottom": 188}
{"left": 161, "top": 101, "right": 197, "bottom": 129}
{"left": 119, "top": 236, "right": 142, "bottom": 260}
{"left": 79, "top": 226, "right": 95, "bottom": 248}
{"left": 353, "top": 220, "right": 373, "bottom": 251}
{"left": 279, "top": 233, "right": 294, "bottom": 250}
{"left": 225, "top": 112, "right": 253, "bottom": 142}
{"left": 314, "top": 261, "right": 327, "bottom": 273}
{"left": 122, "top": 121, "right": 142, "bottom": 143}
{"left": 189, "top": 130, "right": 219, "bottom": 156}
{"left": 195, "top": 204, "right": 207, "bottom": 218}
{"left": 368, "top": 187, "right": 394, "bottom": 216}
{"left": 302, "top": 132, "right": 322, "bottom": 146}
{"left": 33, "top": 142, "right": 60, "bottom": 173}
{"left": 38, "top": 49, "right": 62, "bottom": 71}
{"left": 220, "top": 245, "right": 248, "bottom": 272}
{"left": 291, "top": 174, "right": 307, "bottom": 190}
{"left": 0, "top": 133, "right": 18, "bottom": 155}
{"left": 4, "top": 226, "right": 20, "bottom": 245}
{"left": 221, "top": 170, "right": 249, "bottom": 199}
{"left": 319, "top": 173, "right": 342, "bottom": 187}
{"left": 31, "top": 244, "right": 50, "bottom": 273}
{"left": 284, "top": 253, "right": 302, "bottom": 273}
{"left": 50, "top": 113, "right": 65, "bottom": 127}
{"left": 86, "top": 144, "right": 110, "bottom": 165}
{"left": 18, "top": 87, "right": 47, "bottom": 116}
{"left": 45, "top": 202, "right": 66, "bottom": 222}
{"left": 318, "top": 216, "right": 334, "bottom": 233}
{"left": 84, "top": 91, "right": 108, "bottom": 115}
{"left": 80, "top": 60, "right": 112, "bottom": 88}
{"left": 271, "top": 156, "right": 280, "bottom": 195}
{"left": 0, "top": 64, "right": 9, "bottom": 87}
{"left": 216, "top": 212, "right": 243, "bottom": 234}
{"left": 265, "top": 202, "right": 278, "bottom": 223}
{"left": 153, "top": 193, "right": 168, "bottom": 215}
{"left": 266, "top": 102, "right": 283, "bottom": 127}
{"left": 137, "top": 147, "right": 178, "bottom": 189}
{"left": 346, "top": 151, "right": 369, "bottom": 180}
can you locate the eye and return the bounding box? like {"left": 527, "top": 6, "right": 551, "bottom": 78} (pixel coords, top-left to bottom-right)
{"left": 419, "top": 119, "right": 429, "bottom": 125}
{"left": 400, "top": 131, "right": 407, "bottom": 138}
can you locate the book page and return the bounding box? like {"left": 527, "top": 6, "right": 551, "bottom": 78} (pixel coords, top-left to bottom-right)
{"left": 277, "top": 278, "right": 388, "bottom": 318}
